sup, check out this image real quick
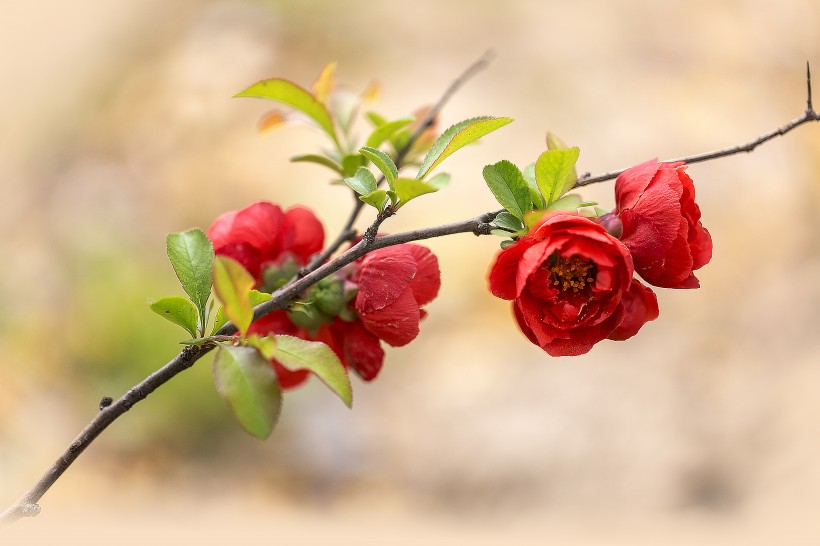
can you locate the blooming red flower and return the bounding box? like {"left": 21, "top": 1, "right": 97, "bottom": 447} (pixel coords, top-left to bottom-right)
{"left": 614, "top": 160, "right": 712, "bottom": 288}
{"left": 207, "top": 201, "right": 324, "bottom": 282}
{"left": 488, "top": 213, "right": 658, "bottom": 356}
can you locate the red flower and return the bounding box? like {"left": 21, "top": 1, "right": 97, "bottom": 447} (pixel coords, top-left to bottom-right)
{"left": 488, "top": 213, "right": 658, "bottom": 356}
{"left": 354, "top": 244, "right": 441, "bottom": 347}
{"left": 614, "top": 160, "right": 712, "bottom": 288}
{"left": 207, "top": 201, "right": 324, "bottom": 282}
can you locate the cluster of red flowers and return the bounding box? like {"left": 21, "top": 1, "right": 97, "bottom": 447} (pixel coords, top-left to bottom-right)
{"left": 208, "top": 202, "right": 440, "bottom": 388}
{"left": 488, "top": 160, "right": 712, "bottom": 356}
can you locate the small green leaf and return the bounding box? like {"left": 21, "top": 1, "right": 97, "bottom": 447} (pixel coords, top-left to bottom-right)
{"left": 365, "top": 117, "right": 413, "bottom": 148}
{"left": 213, "top": 345, "right": 282, "bottom": 439}
{"left": 291, "top": 154, "right": 343, "bottom": 174}
{"left": 500, "top": 239, "right": 516, "bottom": 249}
{"left": 270, "top": 335, "right": 352, "bottom": 408}
{"left": 166, "top": 229, "right": 215, "bottom": 334}
{"left": 482, "top": 160, "right": 532, "bottom": 221}
{"left": 546, "top": 131, "right": 569, "bottom": 151}
{"left": 492, "top": 211, "right": 525, "bottom": 232}
{"left": 245, "top": 334, "right": 278, "bottom": 360}
{"left": 366, "top": 111, "right": 388, "bottom": 127}
{"left": 522, "top": 163, "right": 545, "bottom": 209}
{"left": 393, "top": 177, "right": 438, "bottom": 208}
{"left": 343, "top": 166, "right": 378, "bottom": 196}
{"left": 545, "top": 193, "right": 583, "bottom": 212}
{"left": 149, "top": 296, "right": 199, "bottom": 338}
{"left": 341, "top": 153, "right": 367, "bottom": 177}
{"left": 426, "top": 172, "right": 451, "bottom": 190}
{"left": 235, "top": 78, "right": 339, "bottom": 149}
{"left": 212, "top": 290, "right": 271, "bottom": 334}
{"left": 535, "top": 147, "right": 580, "bottom": 205}
{"left": 416, "top": 116, "right": 513, "bottom": 180}
{"left": 212, "top": 256, "right": 255, "bottom": 337}
{"left": 386, "top": 190, "right": 399, "bottom": 206}
{"left": 360, "top": 146, "right": 398, "bottom": 187}
{"left": 359, "top": 189, "right": 389, "bottom": 211}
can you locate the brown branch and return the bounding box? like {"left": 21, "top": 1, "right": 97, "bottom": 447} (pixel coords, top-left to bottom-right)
{"left": 575, "top": 63, "right": 819, "bottom": 187}
{"left": 0, "top": 209, "right": 499, "bottom": 525}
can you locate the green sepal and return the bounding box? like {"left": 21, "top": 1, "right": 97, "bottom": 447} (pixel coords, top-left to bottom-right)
{"left": 149, "top": 296, "right": 199, "bottom": 338}
{"left": 393, "top": 177, "right": 438, "bottom": 209}
{"left": 359, "top": 189, "right": 389, "bottom": 211}
{"left": 235, "top": 78, "right": 339, "bottom": 149}
{"left": 213, "top": 344, "right": 283, "bottom": 439}
{"left": 500, "top": 239, "right": 516, "bottom": 249}
{"left": 416, "top": 116, "right": 513, "bottom": 180}
{"left": 290, "top": 154, "right": 343, "bottom": 175}
{"left": 166, "top": 228, "right": 214, "bottom": 334}
{"left": 343, "top": 166, "right": 378, "bottom": 196}
{"left": 365, "top": 117, "right": 413, "bottom": 148}
{"left": 359, "top": 146, "right": 398, "bottom": 188}
{"left": 482, "top": 160, "right": 532, "bottom": 221}
{"left": 534, "top": 147, "right": 580, "bottom": 206}
{"left": 269, "top": 335, "right": 352, "bottom": 408}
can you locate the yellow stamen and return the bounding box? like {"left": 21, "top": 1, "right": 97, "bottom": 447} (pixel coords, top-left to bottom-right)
{"left": 548, "top": 255, "right": 596, "bottom": 293}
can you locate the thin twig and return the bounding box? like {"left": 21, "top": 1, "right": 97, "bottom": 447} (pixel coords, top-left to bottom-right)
{"left": 0, "top": 209, "right": 499, "bottom": 525}
{"left": 305, "top": 50, "right": 495, "bottom": 270}
{"left": 575, "top": 64, "right": 819, "bottom": 187}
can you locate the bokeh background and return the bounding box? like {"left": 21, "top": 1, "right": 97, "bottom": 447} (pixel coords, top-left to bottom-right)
{"left": 2, "top": 0, "right": 820, "bottom": 543}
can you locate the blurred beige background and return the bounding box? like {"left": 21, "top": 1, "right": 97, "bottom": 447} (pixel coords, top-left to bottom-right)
{"left": 2, "top": 0, "right": 820, "bottom": 544}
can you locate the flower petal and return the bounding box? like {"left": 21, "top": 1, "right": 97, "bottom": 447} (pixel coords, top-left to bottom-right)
{"left": 355, "top": 246, "right": 417, "bottom": 313}
{"left": 282, "top": 206, "right": 325, "bottom": 264}
{"left": 359, "top": 287, "right": 421, "bottom": 346}
{"left": 608, "top": 279, "right": 659, "bottom": 341}
{"left": 405, "top": 244, "right": 441, "bottom": 307}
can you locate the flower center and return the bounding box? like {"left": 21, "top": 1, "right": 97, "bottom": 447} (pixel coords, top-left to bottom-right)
{"left": 549, "top": 255, "right": 595, "bottom": 293}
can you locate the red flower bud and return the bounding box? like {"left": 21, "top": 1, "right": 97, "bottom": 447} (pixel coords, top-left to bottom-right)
{"left": 615, "top": 160, "right": 712, "bottom": 288}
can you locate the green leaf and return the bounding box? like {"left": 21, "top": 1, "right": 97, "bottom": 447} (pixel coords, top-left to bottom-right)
{"left": 235, "top": 78, "right": 339, "bottom": 149}
{"left": 343, "top": 166, "right": 378, "bottom": 196}
{"left": 270, "top": 335, "right": 352, "bottom": 408}
{"left": 365, "top": 111, "right": 388, "bottom": 127}
{"left": 546, "top": 131, "right": 569, "bottom": 151}
{"left": 341, "top": 153, "right": 367, "bottom": 177}
{"left": 492, "top": 211, "right": 525, "bottom": 233}
{"left": 291, "top": 154, "right": 343, "bottom": 174}
{"left": 534, "top": 147, "right": 580, "bottom": 205}
{"left": 545, "top": 193, "right": 583, "bottom": 212}
{"left": 500, "top": 239, "right": 516, "bottom": 249}
{"left": 213, "top": 345, "right": 282, "bottom": 439}
{"left": 365, "top": 117, "right": 413, "bottom": 148}
{"left": 359, "top": 189, "right": 389, "bottom": 211}
{"left": 393, "top": 177, "right": 438, "bottom": 208}
{"left": 149, "top": 296, "right": 199, "bottom": 338}
{"left": 426, "top": 172, "right": 451, "bottom": 190}
{"left": 360, "top": 146, "right": 398, "bottom": 188}
{"left": 482, "top": 160, "right": 532, "bottom": 220}
{"left": 212, "top": 256, "right": 255, "bottom": 337}
{"left": 521, "top": 163, "right": 545, "bottom": 209}
{"left": 212, "top": 290, "right": 271, "bottom": 335}
{"left": 416, "top": 116, "right": 513, "bottom": 180}
{"left": 166, "top": 229, "right": 215, "bottom": 334}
